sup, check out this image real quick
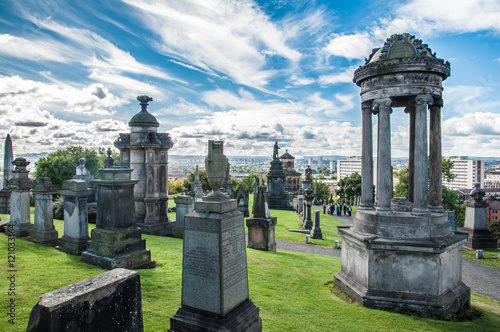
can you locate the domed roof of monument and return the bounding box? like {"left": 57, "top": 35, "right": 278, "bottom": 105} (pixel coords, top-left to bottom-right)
{"left": 129, "top": 95, "right": 159, "bottom": 128}
{"left": 353, "top": 32, "right": 450, "bottom": 86}
{"left": 367, "top": 33, "right": 435, "bottom": 64}
{"left": 279, "top": 150, "right": 295, "bottom": 159}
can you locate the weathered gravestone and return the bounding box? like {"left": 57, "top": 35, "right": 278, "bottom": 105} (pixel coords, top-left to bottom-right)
{"left": 29, "top": 177, "right": 58, "bottom": 246}
{"left": 26, "top": 268, "right": 143, "bottom": 332}
{"left": 461, "top": 183, "right": 498, "bottom": 249}
{"left": 246, "top": 180, "right": 277, "bottom": 252}
{"left": 169, "top": 140, "right": 261, "bottom": 332}
{"left": 173, "top": 194, "right": 194, "bottom": 239}
{"left": 73, "top": 157, "right": 97, "bottom": 223}
{"left": 267, "top": 142, "right": 294, "bottom": 210}
{"left": 6, "top": 157, "right": 33, "bottom": 237}
{"left": 57, "top": 180, "right": 92, "bottom": 255}
{"left": 310, "top": 210, "right": 323, "bottom": 240}
{"left": 81, "top": 166, "right": 155, "bottom": 269}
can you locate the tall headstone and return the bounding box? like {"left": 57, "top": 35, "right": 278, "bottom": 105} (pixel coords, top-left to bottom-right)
{"left": 267, "top": 142, "right": 293, "bottom": 210}
{"left": 301, "top": 166, "right": 314, "bottom": 230}
{"left": 57, "top": 180, "right": 92, "bottom": 255}
{"left": 0, "top": 134, "right": 13, "bottom": 213}
{"left": 114, "top": 95, "right": 175, "bottom": 236}
{"left": 461, "top": 183, "right": 498, "bottom": 249}
{"left": 29, "top": 177, "right": 58, "bottom": 246}
{"left": 310, "top": 210, "right": 323, "bottom": 240}
{"left": 173, "top": 194, "right": 194, "bottom": 239}
{"left": 192, "top": 165, "right": 204, "bottom": 199}
{"left": 246, "top": 182, "right": 277, "bottom": 252}
{"left": 73, "top": 158, "right": 97, "bottom": 223}
{"left": 81, "top": 166, "right": 155, "bottom": 269}
{"left": 312, "top": 180, "right": 320, "bottom": 205}
{"left": 6, "top": 157, "right": 33, "bottom": 237}
{"left": 335, "top": 33, "right": 470, "bottom": 318}
{"left": 234, "top": 184, "right": 250, "bottom": 217}
{"left": 169, "top": 140, "right": 262, "bottom": 332}
{"left": 26, "top": 268, "right": 144, "bottom": 332}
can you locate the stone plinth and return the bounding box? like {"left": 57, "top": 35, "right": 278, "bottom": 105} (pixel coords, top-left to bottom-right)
{"left": 26, "top": 268, "right": 143, "bottom": 332}
{"left": 170, "top": 197, "right": 261, "bottom": 331}
{"left": 267, "top": 158, "right": 293, "bottom": 211}
{"left": 246, "top": 217, "right": 277, "bottom": 251}
{"left": 57, "top": 180, "right": 92, "bottom": 255}
{"left": 29, "top": 177, "right": 58, "bottom": 246}
{"left": 173, "top": 195, "right": 193, "bottom": 239}
{"left": 335, "top": 209, "right": 470, "bottom": 318}
{"left": 461, "top": 191, "right": 498, "bottom": 249}
{"left": 310, "top": 210, "right": 323, "bottom": 239}
{"left": 81, "top": 167, "right": 155, "bottom": 269}
{"left": 7, "top": 157, "right": 33, "bottom": 237}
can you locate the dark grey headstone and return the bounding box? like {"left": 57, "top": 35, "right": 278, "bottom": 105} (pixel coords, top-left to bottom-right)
{"left": 26, "top": 268, "right": 143, "bottom": 332}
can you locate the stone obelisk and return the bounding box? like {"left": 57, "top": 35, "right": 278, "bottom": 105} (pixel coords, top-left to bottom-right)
{"left": 169, "top": 140, "right": 262, "bottom": 331}
{"left": 0, "top": 134, "right": 13, "bottom": 213}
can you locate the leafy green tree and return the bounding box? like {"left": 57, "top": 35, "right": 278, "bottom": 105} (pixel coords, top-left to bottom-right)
{"left": 442, "top": 158, "right": 456, "bottom": 183}
{"left": 185, "top": 169, "right": 210, "bottom": 192}
{"left": 231, "top": 178, "right": 241, "bottom": 192}
{"left": 241, "top": 173, "right": 264, "bottom": 191}
{"left": 337, "top": 172, "right": 362, "bottom": 201}
{"left": 34, "top": 146, "right": 103, "bottom": 189}
{"left": 315, "top": 181, "right": 331, "bottom": 203}
{"left": 394, "top": 168, "right": 409, "bottom": 198}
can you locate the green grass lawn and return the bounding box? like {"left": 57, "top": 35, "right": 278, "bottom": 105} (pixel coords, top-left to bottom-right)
{"left": 463, "top": 249, "right": 500, "bottom": 269}
{"left": 1, "top": 221, "right": 500, "bottom": 331}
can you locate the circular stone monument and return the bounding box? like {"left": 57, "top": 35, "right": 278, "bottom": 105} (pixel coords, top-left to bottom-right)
{"left": 334, "top": 33, "right": 470, "bottom": 318}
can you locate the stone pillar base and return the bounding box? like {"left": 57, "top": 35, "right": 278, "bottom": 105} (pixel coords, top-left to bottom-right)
{"left": 56, "top": 236, "right": 89, "bottom": 256}
{"left": 8, "top": 222, "right": 33, "bottom": 237}
{"left": 334, "top": 226, "right": 470, "bottom": 318}
{"left": 460, "top": 227, "right": 498, "bottom": 250}
{"left": 310, "top": 227, "right": 323, "bottom": 239}
{"left": 169, "top": 299, "right": 262, "bottom": 332}
{"left": 29, "top": 228, "right": 59, "bottom": 246}
{"left": 82, "top": 227, "right": 155, "bottom": 269}
{"left": 137, "top": 221, "right": 175, "bottom": 236}
{"left": 246, "top": 217, "right": 277, "bottom": 252}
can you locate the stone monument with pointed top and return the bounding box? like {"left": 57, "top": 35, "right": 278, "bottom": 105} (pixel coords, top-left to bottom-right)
{"left": 169, "top": 140, "right": 262, "bottom": 332}
{"left": 267, "top": 142, "right": 293, "bottom": 210}
{"left": 246, "top": 178, "right": 277, "bottom": 251}
{"left": 0, "top": 134, "right": 14, "bottom": 213}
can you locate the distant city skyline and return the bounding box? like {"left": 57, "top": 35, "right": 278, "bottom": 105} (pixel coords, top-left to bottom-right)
{"left": 1, "top": 1, "right": 500, "bottom": 157}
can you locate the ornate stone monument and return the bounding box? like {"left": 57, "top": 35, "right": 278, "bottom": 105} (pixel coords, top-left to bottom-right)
{"left": 29, "top": 177, "right": 58, "bottom": 246}
{"left": 191, "top": 165, "right": 204, "bottom": 199}
{"left": 461, "top": 183, "right": 498, "bottom": 249}
{"left": 234, "top": 184, "right": 250, "bottom": 217}
{"left": 57, "top": 180, "right": 92, "bottom": 255}
{"left": 335, "top": 33, "right": 470, "bottom": 318}
{"left": 246, "top": 178, "right": 277, "bottom": 251}
{"left": 301, "top": 166, "right": 314, "bottom": 230}
{"left": 114, "top": 95, "right": 175, "bottom": 236}
{"left": 279, "top": 150, "right": 301, "bottom": 194}
{"left": 81, "top": 165, "right": 155, "bottom": 269}
{"left": 0, "top": 134, "right": 13, "bottom": 213}
{"left": 73, "top": 157, "right": 97, "bottom": 223}
{"left": 169, "top": 140, "right": 261, "bottom": 332}
{"left": 6, "top": 157, "right": 34, "bottom": 237}
{"left": 267, "top": 142, "right": 293, "bottom": 210}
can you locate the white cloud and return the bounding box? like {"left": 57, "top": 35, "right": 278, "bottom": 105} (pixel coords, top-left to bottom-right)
{"left": 322, "top": 33, "right": 377, "bottom": 60}
{"left": 0, "top": 34, "right": 77, "bottom": 63}
{"left": 122, "top": 0, "right": 301, "bottom": 90}
{"left": 318, "top": 66, "right": 357, "bottom": 85}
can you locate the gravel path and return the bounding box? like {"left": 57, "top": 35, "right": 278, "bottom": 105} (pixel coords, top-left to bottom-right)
{"left": 280, "top": 209, "right": 500, "bottom": 302}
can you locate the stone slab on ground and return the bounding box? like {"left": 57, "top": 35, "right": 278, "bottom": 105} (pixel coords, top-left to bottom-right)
{"left": 26, "top": 268, "right": 143, "bottom": 332}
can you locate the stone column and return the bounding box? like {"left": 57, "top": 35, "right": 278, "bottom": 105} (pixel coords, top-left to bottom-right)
{"left": 29, "top": 177, "right": 58, "bottom": 246}
{"left": 429, "top": 98, "right": 444, "bottom": 212}
{"left": 7, "top": 157, "right": 33, "bottom": 237}
{"left": 311, "top": 210, "right": 323, "bottom": 239}
{"left": 373, "top": 98, "right": 393, "bottom": 213}
{"left": 360, "top": 101, "right": 374, "bottom": 210}
{"left": 412, "top": 95, "right": 433, "bottom": 215}
{"left": 405, "top": 103, "right": 416, "bottom": 203}
{"left": 57, "top": 180, "right": 92, "bottom": 255}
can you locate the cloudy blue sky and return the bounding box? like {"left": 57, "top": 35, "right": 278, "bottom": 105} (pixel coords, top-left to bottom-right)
{"left": 1, "top": 0, "right": 500, "bottom": 158}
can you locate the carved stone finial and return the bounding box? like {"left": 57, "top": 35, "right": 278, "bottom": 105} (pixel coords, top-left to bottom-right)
{"left": 137, "top": 95, "right": 153, "bottom": 112}
{"left": 204, "top": 140, "right": 228, "bottom": 200}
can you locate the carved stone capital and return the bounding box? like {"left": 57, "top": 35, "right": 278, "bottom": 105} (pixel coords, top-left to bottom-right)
{"left": 414, "top": 94, "right": 434, "bottom": 106}
{"left": 361, "top": 102, "right": 373, "bottom": 115}
{"left": 372, "top": 97, "right": 392, "bottom": 115}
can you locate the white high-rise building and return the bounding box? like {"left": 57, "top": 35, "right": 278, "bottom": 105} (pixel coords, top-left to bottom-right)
{"left": 330, "top": 160, "right": 337, "bottom": 173}
{"left": 337, "top": 156, "right": 362, "bottom": 180}
{"left": 443, "top": 156, "right": 484, "bottom": 190}
{"left": 308, "top": 157, "right": 313, "bottom": 167}
{"left": 318, "top": 157, "right": 323, "bottom": 168}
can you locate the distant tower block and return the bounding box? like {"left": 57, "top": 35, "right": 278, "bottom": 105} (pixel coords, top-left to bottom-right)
{"left": 114, "top": 96, "right": 175, "bottom": 236}
{"left": 335, "top": 33, "right": 470, "bottom": 318}
{"left": 318, "top": 157, "right": 323, "bottom": 168}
